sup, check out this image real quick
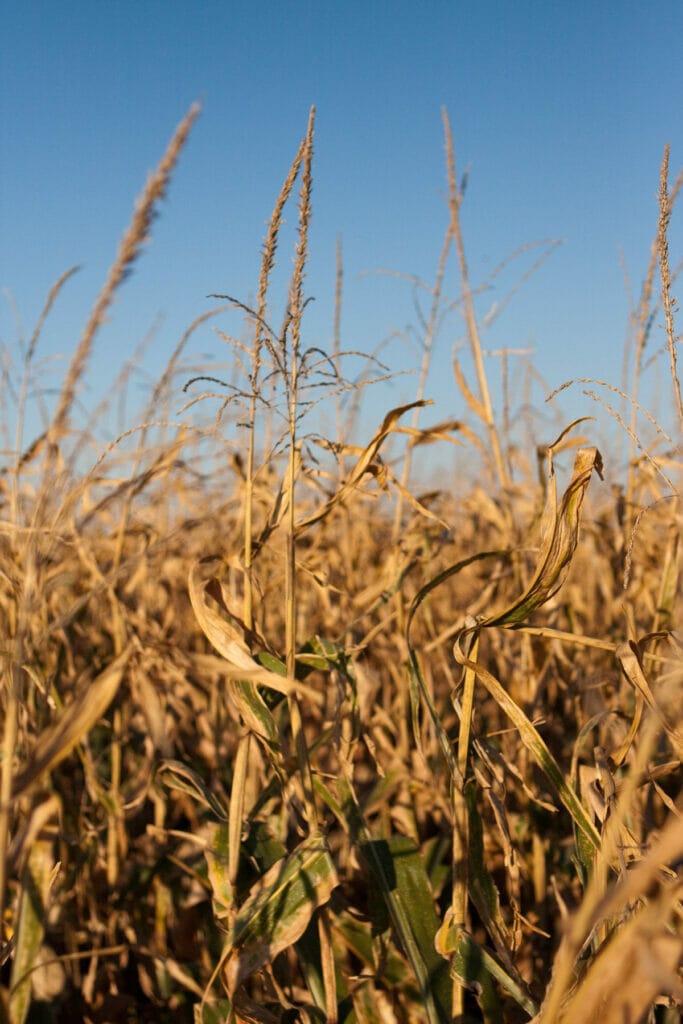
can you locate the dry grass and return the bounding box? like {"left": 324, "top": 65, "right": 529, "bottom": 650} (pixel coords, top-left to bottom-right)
{"left": 0, "top": 105, "right": 681, "bottom": 1024}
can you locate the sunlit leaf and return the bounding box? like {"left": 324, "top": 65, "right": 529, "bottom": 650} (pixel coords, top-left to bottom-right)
{"left": 453, "top": 629, "right": 601, "bottom": 852}
{"left": 435, "top": 912, "right": 538, "bottom": 1018}
{"left": 223, "top": 832, "right": 338, "bottom": 995}
{"left": 294, "top": 401, "right": 431, "bottom": 534}
{"left": 485, "top": 446, "right": 603, "bottom": 627}
{"left": 616, "top": 640, "right": 683, "bottom": 755}
{"left": 11, "top": 647, "right": 132, "bottom": 798}
{"left": 189, "top": 560, "right": 284, "bottom": 746}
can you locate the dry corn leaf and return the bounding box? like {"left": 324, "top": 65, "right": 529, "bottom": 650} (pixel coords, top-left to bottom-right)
{"left": 616, "top": 640, "right": 683, "bottom": 755}
{"left": 392, "top": 419, "right": 464, "bottom": 446}
{"left": 7, "top": 794, "right": 61, "bottom": 877}
{"left": 557, "top": 896, "right": 683, "bottom": 1023}
{"left": 385, "top": 469, "right": 449, "bottom": 527}
{"left": 486, "top": 446, "right": 603, "bottom": 627}
{"left": 453, "top": 356, "right": 488, "bottom": 422}
{"left": 188, "top": 560, "right": 321, "bottom": 745}
{"left": 11, "top": 646, "right": 132, "bottom": 798}
{"left": 536, "top": 811, "right": 683, "bottom": 1024}
{"left": 294, "top": 400, "right": 430, "bottom": 534}
{"left": 463, "top": 784, "right": 518, "bottom": 971}
{"left": 453, "top": 630, "right": 601, "bottom": 853}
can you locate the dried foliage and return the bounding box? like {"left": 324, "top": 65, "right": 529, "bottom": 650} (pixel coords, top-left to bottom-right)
{"left": 0, "top": 105, "right": 681, "bottom": 1024}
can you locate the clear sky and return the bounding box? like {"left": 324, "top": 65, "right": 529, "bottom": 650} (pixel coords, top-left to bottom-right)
{"left": 1, "top": 1, "right": 681, "bottom": 468}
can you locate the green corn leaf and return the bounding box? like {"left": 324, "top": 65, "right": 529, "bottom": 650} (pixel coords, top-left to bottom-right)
{"left": 241, "top": 819, "right": 287, "bottom": 875}
{"left": 255, "top": 650, "right": 288, "bottom": 676}
{"left": 223, "top": 832, "right": 338, "bottom": 995}
{"left": 312, "top": 774, "right": 346, "bottom": 826}
{"left": 333, "top": 910, "right": 410, "bottom": 988}
{"left": 436, "top": 913, "right": 538, "bottom": 1019}
{"left": 9, "top": 812, "right": 58, "bottom": 1024}
{"left": 360, "top": 836, "right": 453, "bottom": 1024}
{"left": 260, "top": 636, "right": 349, "bottom": 679}
{"left": 193, "top": 998, "right": 232, "bottom": 1024}
{"left": 294, "top": 913, "right": 355, "bottom": 1018}
{"left": 204, "top": 822, "right": 233, "bottom": 920}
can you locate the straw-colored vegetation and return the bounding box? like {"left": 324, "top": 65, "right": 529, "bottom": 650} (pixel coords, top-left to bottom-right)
{"left": 1, "top": 103, "right": 681, "bottom": 1024}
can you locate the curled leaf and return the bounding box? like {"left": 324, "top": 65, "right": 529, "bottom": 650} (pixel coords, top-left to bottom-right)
{"left": 294, "top": 401, "right": 431, "bottom": 534}
{"left": 616, "top": 640, "right": 683, "bottom": 755}
{"left": 188, "top": 560, "right": 321, "bottom": 747}
{"left": 487, "top": 446, "right": 603, "bottom": 627}
{"left": 435, "top": 913, "right": 538, "bottom": 1018}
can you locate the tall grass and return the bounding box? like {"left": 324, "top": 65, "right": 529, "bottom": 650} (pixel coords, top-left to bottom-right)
{"left": 0, "top": 103, "right": 681, "bottom": 1024}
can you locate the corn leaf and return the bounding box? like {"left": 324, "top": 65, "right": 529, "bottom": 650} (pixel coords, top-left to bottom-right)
{"left": 453, "top": 630, "right": 601, "bottom": 852}
{"left": 485, "top": 446, "right": 603, "bottom": 627}
{"left": 189, "top": 560, "right": 281, "bottom": 746}
{"left": 464, "top": 785, "right": 515, "bottom": 967}
{"left": 223, "top": 832, "right": 338, "bottom": 995}
{"left": 203, "top": 823, "right": 233, "bottom": 921}
{"left": 11, "top": 646, "right": 132, "bottom": 798}
{"left": 435, "top": 913, "right": 538, "bottom": 1019}
{"left": 616, "top": 640, "right": 683, "bottom": 755}
{"left": 193, "top": 999, "right": 232, "bottom": 1024}
{"left": 9, "top": 812, "right": 58, "bottom": 1024}
{"left": 360, "top": 836, "right": 453, "bottom": 1024}
{"left": 294, "top": 401, "right": 431, "bottom": 535}
{"left": 156, "top": 759, "right": 228, "bottom": 821}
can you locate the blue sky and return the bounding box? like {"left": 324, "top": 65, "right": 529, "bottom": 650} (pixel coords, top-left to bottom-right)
{"left": 1, "top": 1, "right": 681, "bottom": 470}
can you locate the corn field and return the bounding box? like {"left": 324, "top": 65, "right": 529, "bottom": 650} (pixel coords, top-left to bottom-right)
{"left": 0, "top": 104, "right": 681, "bottom": 1024}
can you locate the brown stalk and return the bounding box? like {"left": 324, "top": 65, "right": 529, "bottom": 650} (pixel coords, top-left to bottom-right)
{"left": 442, "top": 107, "right": 509, "bottom": 496}
{"left": 10, "top": 267, "right": 79, "bottom": 529}
{"left": 333, "top": 235, "right": 344, "bottom": 471}
{"left": 285, "top": 107, "right": 318, "bottom": 827}
{"left": 243, "top": 133, "right": 306, "bottom": 631}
